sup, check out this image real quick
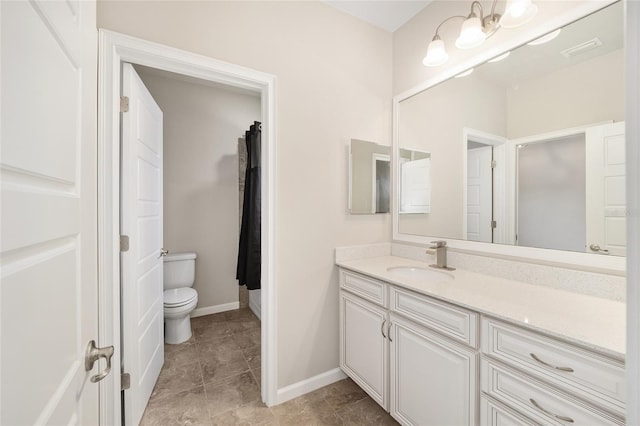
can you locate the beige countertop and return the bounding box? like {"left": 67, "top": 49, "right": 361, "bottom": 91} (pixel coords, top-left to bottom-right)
{"left": 337, "top": 255, "right": 625, "bottom": 360}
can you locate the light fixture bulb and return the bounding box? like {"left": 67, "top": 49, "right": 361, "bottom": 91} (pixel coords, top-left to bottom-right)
{"left": 455, "top": 16, "right": 486, "bottom": 49}
{"left": 527, "top": 28, "right": 561, "bottom": 46}
{"left": 423, "top": 38, "right": 449, "bottom": 67}
{"left": 488, "top": 51, "right": 511, "bottom": 63}
{"left": 500, "top": 0, "right": 537, "bottom": 28}
{"left": 455, "top": 68, "right": 474, "bottom": 78}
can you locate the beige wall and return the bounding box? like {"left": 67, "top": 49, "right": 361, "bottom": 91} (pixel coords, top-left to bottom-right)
{"left": 136, "top": 68, "right": 261, "bottom": 312}
{"left": 398, "top": 71, "right": 507, "bottom": 237}
{"left": 392, "top": 0, "right": 613, "bottom": 96}
{"left": 506, "top": 49, "right": 624, "bottom": 139}
{"left": 98, "top": 1, "right": 392, "bottom": 388}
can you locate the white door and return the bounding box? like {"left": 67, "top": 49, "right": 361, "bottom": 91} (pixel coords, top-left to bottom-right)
{"left": 467, "top": 145, "right": 493, "bottom": 243}
{"left": 1, "top": 0, "right": 101, "bottom": 424}
{"left": 339, "top": 291, "right": 389, "bottom": 410}
{"left": 390, "top": 315, "right": 477, "bottom": 426}
{"left": 121, "top": 63, "right": 165, "bottom": 425}
{"left": 400, "top": 158, "right": 431, "bottom": 213}
{"left": 586, "top": 122, "right": 626, "bottom": 256}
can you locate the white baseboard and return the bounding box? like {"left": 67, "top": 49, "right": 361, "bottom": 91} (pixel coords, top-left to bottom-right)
{"left": 249, "top": 297, "right": 261, "bottom": 320}
{"left": 191, "top": 301, "right": 239, "bottom": 318}
{"left": 275, "top": 368, "right": 347, "bottom": 405}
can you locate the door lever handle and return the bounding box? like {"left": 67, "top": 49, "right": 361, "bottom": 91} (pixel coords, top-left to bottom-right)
{"left": 589, "top": 244, "right": 609, "bottom": 255}
{"left": 159, "top": 248, "right": 169, "bottom": 258}
{"left": 85, "top": 340, "right": 114, "bottom": 383}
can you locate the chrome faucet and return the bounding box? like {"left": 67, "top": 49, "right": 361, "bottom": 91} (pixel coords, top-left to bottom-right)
{"left": 426, "top": 241, "right": 455, "bottom": 271}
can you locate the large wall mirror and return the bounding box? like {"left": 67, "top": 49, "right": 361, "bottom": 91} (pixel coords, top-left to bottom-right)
{"left": 394, "top": 1, "right": 625, "bottom": 265}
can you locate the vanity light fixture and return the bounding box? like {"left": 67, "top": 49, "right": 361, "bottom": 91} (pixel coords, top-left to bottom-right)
{"left": 423, "top": 0, "right": 538, "bottom": 67}
{"left": 527, "top": 28, "right": 562, "bottom": 46}
{"left": 488, "top": 51, "right": 511, "bottom": 63}
{"left": 455, "top": 68, "right": 475, "bottom": 78}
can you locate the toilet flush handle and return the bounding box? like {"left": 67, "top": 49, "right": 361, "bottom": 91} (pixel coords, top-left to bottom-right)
{"left": 159, "top": 248, "right": 169, "bottom": 258}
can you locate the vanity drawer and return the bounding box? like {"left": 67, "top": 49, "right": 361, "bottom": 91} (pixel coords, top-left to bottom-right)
{"left": 480, "top": 394, "right": 539, "bottom": 426}
{"left": 390, "top": 286, "right": 478, "bottom": 347}
{"left": 340, "top": 269, "right": 388, "bottom": 307}
{"left": 481, "top": 358, "right": 623, "bottom": 426}
{"left": 481, "top": 317, "right": 625, "bottom": 416}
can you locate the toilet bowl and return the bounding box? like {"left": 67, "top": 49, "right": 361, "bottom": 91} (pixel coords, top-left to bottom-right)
{"left": 163, "top": 252, "right": 198, "bottom": 344}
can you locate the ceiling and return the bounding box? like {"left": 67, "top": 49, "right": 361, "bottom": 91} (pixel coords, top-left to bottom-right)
{"left": 473, "top": 1, "right": 623, "bottom": 89}
{"left": 323, "top": 1, "right": 432, "bottom": 32}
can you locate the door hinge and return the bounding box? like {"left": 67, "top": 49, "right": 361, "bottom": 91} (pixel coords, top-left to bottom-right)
{"left": 120, "top": 96, "right": 129, "bottom": 113}
{"left": 121, "top": 373, "right": 131, "bottom": 390}
{"left": 491, "top": 160, "right": 497, "bottom": 169}
{"left": 120, "top": 235, "right": 130, "bottom": 252}
{"left": 491, "top": 220, "right": 497, "bottom": 229}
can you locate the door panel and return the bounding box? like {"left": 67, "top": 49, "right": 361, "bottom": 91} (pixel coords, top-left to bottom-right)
{"left": 121, "top": 63, "right": 165, "bottom": 426}
{"left": 400, "top": 158, "right": 431, "bottom": 213}
{"left": 390, "top": 316, "right": 477, "bottom": 426}
{"left": 586, "top": 122, "right": 626, "bottom": 256}
{"left": 1, "top": 0, "right": 99, "bottom": 424}
{"left": 467, "top": 145, "right": 493, "bottom": 243}
{"left": 339, "top": 291, "right": 388, "bottom": 409}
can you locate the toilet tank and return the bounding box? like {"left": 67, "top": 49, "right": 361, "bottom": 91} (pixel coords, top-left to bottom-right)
{"left": 163, "top": 252, "right": 197, "bottom": 290}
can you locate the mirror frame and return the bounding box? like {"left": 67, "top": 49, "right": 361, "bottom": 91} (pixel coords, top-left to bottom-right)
{"left": 392, "top": 0, "right": 624, "bottom": 275}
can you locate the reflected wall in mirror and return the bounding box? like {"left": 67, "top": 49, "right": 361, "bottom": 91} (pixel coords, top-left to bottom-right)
{"left": 349, "top": 139, "right": 390, "bottom": 214}
{"left": 399, "top": 149, "right": 431, "bottom": 214}
{"left": 396, "top": 1, "right": 625, "bottom": 256}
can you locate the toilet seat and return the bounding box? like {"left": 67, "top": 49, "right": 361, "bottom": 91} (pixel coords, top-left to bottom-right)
{"left": 164, "top": 287, "right": 197, "bottom": 307}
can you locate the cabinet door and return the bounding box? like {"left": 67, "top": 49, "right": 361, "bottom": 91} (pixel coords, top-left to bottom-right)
{"left": 390, "top": 315, "right": 478, "bottom": 426}
{"left": 340, "top": 291, "right": 389, "bottom": 409}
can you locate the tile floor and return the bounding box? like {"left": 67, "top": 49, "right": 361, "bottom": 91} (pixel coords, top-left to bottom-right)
{"left": 141, "top": 308, "right": 398, "bottom": 425}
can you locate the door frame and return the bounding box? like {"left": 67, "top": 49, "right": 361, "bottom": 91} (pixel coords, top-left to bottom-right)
{"left": 626, "top": 1, "right": 640, "bottom": 424}
{"left": 97, "top": 30, "right": 278, "bottom": 423}
{"left": 371, "top": 153, "right": 391, "bottom": 214}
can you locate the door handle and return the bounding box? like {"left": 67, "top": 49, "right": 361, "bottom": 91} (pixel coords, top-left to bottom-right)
{"left": 85, "top": 340, "right": 114, "bottom": 383}
{"left": 589, "top": 244, "right": 609, "bottom": 255}
{"left": 159, "top": 248, "right": 169, "bottom": 258}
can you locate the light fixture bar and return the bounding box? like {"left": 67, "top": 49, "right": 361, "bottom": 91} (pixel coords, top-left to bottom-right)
{"left": 422, "top": 0, "right": 537, "bottom": 67}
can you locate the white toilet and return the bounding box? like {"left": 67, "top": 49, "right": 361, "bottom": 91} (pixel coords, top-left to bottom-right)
{"left": 163, "top": 252, "right": 198, "bottom": 344}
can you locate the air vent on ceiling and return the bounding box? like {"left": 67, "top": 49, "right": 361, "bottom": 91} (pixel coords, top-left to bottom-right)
{"left": 560, "top": 37, "right": 603, "bottom": 58}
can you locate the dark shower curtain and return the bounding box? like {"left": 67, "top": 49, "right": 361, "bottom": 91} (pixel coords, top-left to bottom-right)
{"left": 237, "top": 121, "right": 261, "bottom": 290}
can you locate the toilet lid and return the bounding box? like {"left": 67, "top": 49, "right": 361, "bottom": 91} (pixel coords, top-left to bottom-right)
{"left": 164, "top": 288, "right": 197, "bottom": 307}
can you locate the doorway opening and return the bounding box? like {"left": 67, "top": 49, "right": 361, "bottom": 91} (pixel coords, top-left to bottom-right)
{"left": 98, "top": 30, "right": 277, "bottom": 424}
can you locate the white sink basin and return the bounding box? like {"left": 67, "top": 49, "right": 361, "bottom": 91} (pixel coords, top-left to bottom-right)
{"left": 386, "top": 266, "right": 454, "bottom": 282}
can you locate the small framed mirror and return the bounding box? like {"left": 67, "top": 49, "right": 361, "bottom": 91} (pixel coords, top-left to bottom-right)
{"left": 349, "top": 139, "right": 391, "bottom": 214}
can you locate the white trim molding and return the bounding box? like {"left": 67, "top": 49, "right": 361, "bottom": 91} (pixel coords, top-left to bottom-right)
{"left": 276, "top": 368, "right": 347, "bottom": 405}
{"left": 97, "top": 29, "right": 278, "bottom": 424}
{"left": 191, "top": 302, "right": 240, "bottom": 318}
{"left": 249, "top": 290, "right": 262, "bottom": 320}
{"left": 625, "top": 0, "right": 640, "bottom": 423}
{"left": 392, "top": 0, "right": 625, "bottom": 276}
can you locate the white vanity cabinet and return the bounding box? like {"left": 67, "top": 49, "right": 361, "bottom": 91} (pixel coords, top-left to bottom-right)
{"left": 339, "top": 268, "right": 479, "bottom": 425}
{"left": 338, "top": 267, "right": 625, "bottom": 426}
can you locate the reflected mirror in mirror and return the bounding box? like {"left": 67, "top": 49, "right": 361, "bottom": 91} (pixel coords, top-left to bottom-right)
{"left": 397, "top": 1, "right": 625, "bottom": 256}
{"left": 349, "top": 139, "right": 391, "bottom": 214}
{"left": 399, "top": 149, "right": 431, "bottom": 214}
